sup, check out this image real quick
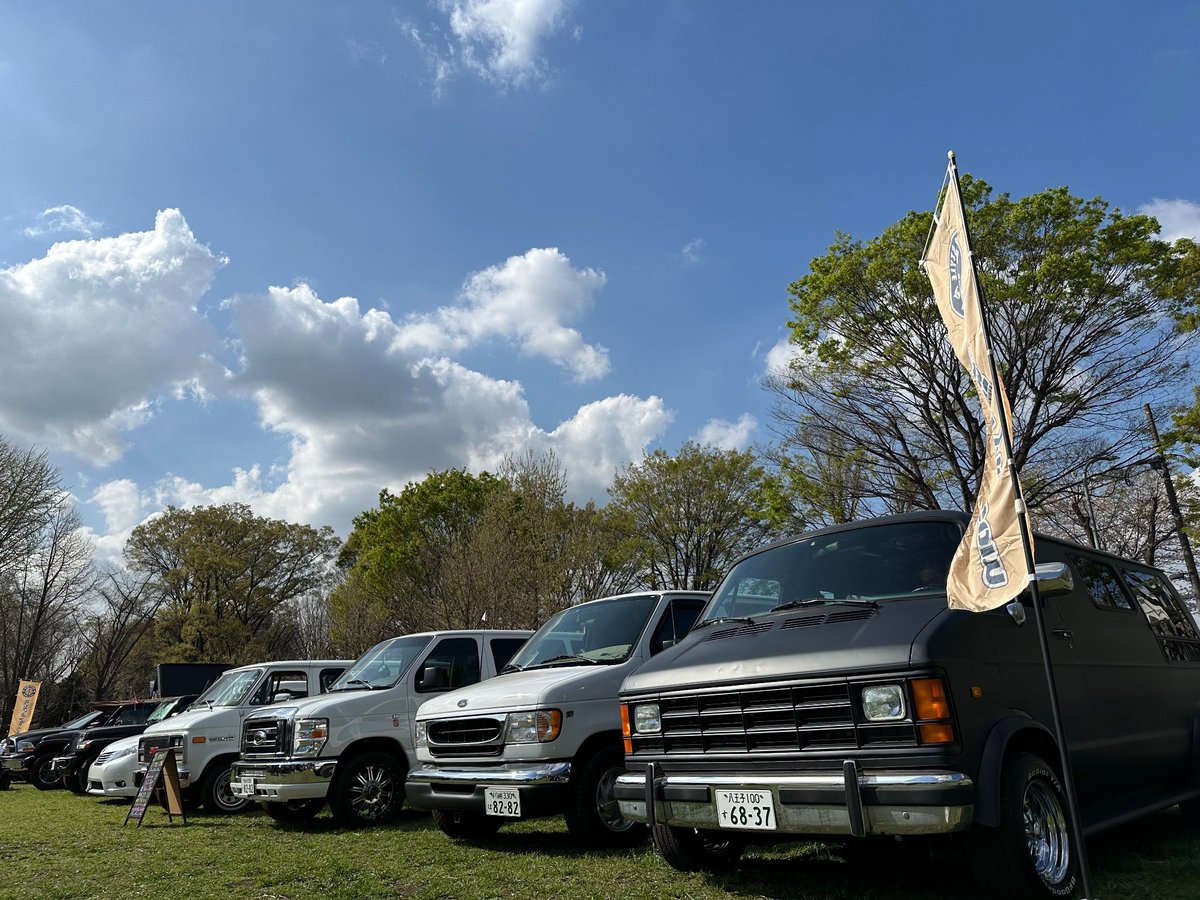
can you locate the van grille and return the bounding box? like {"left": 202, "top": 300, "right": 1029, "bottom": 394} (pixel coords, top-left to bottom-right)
{"left": 428, "top": 716, "right": 505, "bottom": 759}
{"left": 241, "top": 719, "right": 288, "bottom": 758}
{"left": 630, "top": 679, "right": 916, "bottom": 756}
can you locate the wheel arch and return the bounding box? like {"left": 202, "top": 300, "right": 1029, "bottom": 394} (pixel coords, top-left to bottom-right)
{"left": 338, "top": 736, "right": 409, "bottom": 772}
{"left": 974, "top": 714, "right": 1059, "bottom": 828}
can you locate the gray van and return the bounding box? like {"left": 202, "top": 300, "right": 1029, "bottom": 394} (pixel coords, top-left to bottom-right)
{"left": 615, "top": 510, "right": 1200, "bottom": 898}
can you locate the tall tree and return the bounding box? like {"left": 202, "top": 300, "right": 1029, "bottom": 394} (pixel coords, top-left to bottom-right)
{"left": 76, "top": 570, "right": 163, "bottom": 702}
{"left": 124, "top": 503, "right": 339, "bottom": 664}
{"left": 608, "top": 442, "right": 778, "bottom": 591}
{"left": 768, "top": 178, "right": 1200, "bottom": 520}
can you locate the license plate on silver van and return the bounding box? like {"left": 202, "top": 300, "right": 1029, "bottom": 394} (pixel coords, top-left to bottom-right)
{"left": 484, "top": 786, "right": 521, "bottom": 817}
{"left": 715, "top": 788, "right": 776, "bottom": 830}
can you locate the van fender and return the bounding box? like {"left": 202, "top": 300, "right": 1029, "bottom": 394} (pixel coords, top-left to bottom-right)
{"left": 973, "top": 713, "right": 1056, "bottom": 828}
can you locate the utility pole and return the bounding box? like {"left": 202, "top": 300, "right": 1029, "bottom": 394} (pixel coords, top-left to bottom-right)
{"left": 1144, "top": 403, "right": 1200, "bottom": 603}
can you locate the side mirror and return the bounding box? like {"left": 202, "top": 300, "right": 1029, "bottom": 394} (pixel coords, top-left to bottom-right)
{"left": 1034, "top": 561, "right": 1074, "bottom": 597}
{"left": 272, "top": 691, "right": 294, "bottom": 703}
{"left": 419, "top": 666, "right": 450, "bottom": 691}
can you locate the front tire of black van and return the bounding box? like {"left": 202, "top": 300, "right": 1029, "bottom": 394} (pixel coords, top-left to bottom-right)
{"left": 564, "top": 746, "right": 647, "bottom": 848}
{"left": 651, "top": 823, "right": 745, "bottom": 872}
{"left": 432, "top": 808, "right": 504, "bottom": 840}
{"left": 969, "top": 752, "right": 1077, "bottom": 898}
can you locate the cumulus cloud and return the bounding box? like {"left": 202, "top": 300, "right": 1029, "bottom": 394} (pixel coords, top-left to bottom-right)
{"left": 692, "top": 413, "right": 757, "bottom": 450}
{"left": 211, "top": 281, "right": 667, "bottom": 535}
{"left": 763, "top": 335, "right": 806, "bottom": 377}
{"left": 0, "top": 209, "right": 226, "bottom": 462}
{"left": 23, "top": 204, "right": 102, "bottom": 238}
{"left": 407, "top": 0, "right": 573, "bottom": 92}
{"left": 681, "top": 238, "right": 705, "bottom": 265}
{"left": 1138, "top": 198, "right": 1200, "bottom": 243}
{"left": 395, "top": 247, "right": 610, "bottom": 381}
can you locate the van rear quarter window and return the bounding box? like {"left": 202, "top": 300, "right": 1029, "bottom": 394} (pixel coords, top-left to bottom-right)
{"left": 1122, "top": 568, "right": 1200, "bottom": 662}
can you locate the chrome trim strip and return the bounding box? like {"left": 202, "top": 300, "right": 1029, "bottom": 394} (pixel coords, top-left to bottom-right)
{"left": 407, "top": 762, "right": 572, "bottom": 786}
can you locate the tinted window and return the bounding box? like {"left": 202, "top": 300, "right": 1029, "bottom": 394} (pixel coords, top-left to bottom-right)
{"left": 319, "top": 668, "right": 344, "bottom": 693}
{"left": 1070, "top": 555, "right": 1133, "bottom": 611}
{"left": 489, "top": 637, "right": 528, "bottom": 672}
{"left": 108, "top": 704, "right": 157, "bottom": 726}
{"left": 1122, "top": 569, "right": 1200, "bottom": 663}
{"left": 416, "top": 638, "right": 481, "bottom": 693}
{"left": 651, "top": 601, "right": 705, "bottom": 655}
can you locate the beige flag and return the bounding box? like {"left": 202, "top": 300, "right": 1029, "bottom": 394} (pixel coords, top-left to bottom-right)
{"left": 8, "top": 679, "right": 42, "bottom": 737}
{"left": 921, "top": 162, "right": 1031, "bottom": 612}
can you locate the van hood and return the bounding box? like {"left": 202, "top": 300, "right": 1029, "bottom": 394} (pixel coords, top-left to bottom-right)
{"left": 142, "top": 705, "right": 230, "bottom": 733}
{"left": 246, "top": 693, "right": 351, "bottom": 721}
{"left": 622, "top": 598, "right": 947, "bottom": 695}
{"left": 417, "top": 665, "right": 622, "bottom": 719}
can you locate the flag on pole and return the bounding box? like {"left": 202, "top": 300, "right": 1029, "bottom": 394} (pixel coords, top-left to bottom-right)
{"left": 7, "top": 680, "right": 41, "bottom": 737}
{"left": 921, "top": 159, "right": 1031, "bottom": 612}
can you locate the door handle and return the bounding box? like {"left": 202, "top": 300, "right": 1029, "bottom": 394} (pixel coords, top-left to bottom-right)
{"left": 1052, "top": 628, "right": 1073, "bottom": 641}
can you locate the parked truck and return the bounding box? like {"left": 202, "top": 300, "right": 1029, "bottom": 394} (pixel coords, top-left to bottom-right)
{"left": 137, "top": 659, "right": 353, "bottom": 813}
{"left": 405, "top": 592, "right": 708, "bottom": 846}
{"left": 230, "top": 629, "right": 531, "bottom": 827}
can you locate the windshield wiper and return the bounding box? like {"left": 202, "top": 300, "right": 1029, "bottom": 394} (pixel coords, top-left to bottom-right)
{"left": 332, "top": 678, "right": 375, "bottom": 691}
{"left": 770, "top": 597, "right": 879, "bottom": 613}
{"left": 693, "top": 615, "right": 755, "bottom": 630}
{"left": 500, "top": 663, "right": 524, "bottom": 674}
{"left": 526, "top": 654, "right": 604, "bottom": 669}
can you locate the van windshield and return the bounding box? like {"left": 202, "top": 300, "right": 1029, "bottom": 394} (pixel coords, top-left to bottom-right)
{"left": 330, "top": 635, "right": 433, "bottom": 691}
{"left": 699, "top": 521, "right": 962, "bottom": 625}
{"left": 505, "top": 594, "right": 659, "bottom": 671}
{"left": 193, "top": 669, "right": 263, "bottom": 708}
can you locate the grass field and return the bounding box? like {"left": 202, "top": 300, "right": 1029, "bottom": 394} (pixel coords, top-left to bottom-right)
{"left": 1, "top": 782, "right": 1198, "bottom": 899}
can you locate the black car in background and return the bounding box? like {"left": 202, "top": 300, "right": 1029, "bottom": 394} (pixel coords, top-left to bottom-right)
{"left": 1, "top": 702, "right": 162, "bottom": 790}
{"left": 48, "top": 695, "right": 197, "bottom": 793}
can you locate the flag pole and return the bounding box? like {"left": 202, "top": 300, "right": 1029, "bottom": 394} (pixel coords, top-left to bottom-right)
{"left": 946, "top": 150, "right": 1094, "bottom": 898}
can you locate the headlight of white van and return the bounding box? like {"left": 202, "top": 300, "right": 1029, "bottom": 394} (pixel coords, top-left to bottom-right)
{"left": 504, "top": 710, "right": 562, "bottom": 743}
{"left": 293, "top": 719, "right": 329, "bottom": 757}
{"left": 414, "top": 721, "right": 428, "bottom": 748}
{"left": 633, "top": 703, "right": 662, "bottom": 734}
{"left": 861, "top": 684, "right": 906, "bottom": 721}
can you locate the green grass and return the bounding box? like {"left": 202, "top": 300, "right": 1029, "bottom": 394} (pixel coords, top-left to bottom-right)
{"left": 1, "top": 783, "right": 1198, "bottom": 899}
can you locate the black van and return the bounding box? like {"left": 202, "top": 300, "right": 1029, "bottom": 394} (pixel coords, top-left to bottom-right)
{"left": 615, "top": 511, "right": 1200, "bottom": 898}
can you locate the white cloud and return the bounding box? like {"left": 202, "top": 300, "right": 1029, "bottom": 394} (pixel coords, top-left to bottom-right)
{"left": 396, "top": 247, "right": 610, "bottom": 381}
{"left": 408, "top": 0, "right": 572, "bottom": 92}
{"left": 763, "top": 335, "right": 805, "bottom": 377}
{"left": 0, "top": 209, "right": 226, "bottom": 463}
{"left": 1138, "top": 199, "right": 1200, "bottom": 243}
{"left": 692, "top": 413, "right": 757, "bottom": 450}
{"left": 23, "top": 204, "right": 102, "bottom": 238}
{"left": 681, "top": 238, "right": 705, "bottom": 265}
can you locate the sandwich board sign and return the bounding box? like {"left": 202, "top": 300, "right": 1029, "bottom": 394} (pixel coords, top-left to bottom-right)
{"left": 124, "top": 747, "right": 186, "bottom": 826}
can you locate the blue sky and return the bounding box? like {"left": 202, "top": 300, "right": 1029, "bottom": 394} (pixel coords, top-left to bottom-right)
{"left": 1, "top": 1, "right": 1198, "bottom": 560}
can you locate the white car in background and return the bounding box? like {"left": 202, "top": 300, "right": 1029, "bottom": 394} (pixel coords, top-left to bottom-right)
{"left": 86, "top": 735, "right": 141, "bottom": 798}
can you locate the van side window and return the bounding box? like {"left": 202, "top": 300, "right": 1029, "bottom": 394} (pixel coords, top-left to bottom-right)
{"left": 251, "top": 670, "right": 309, "bottom": 705}
{"left": 319, "top": 668, "right": 345, "bottom": 693}
{"left": 416, "top": 638, "right": 481, "bottom": 693}
{"left": 650, "top": 601, "right": 705, "bottom": 655}
{"left": 1122, "top": 569, "right": 1200, "bottom": 663}
{"left": 1070, "top": 555, "right": 1133, "bottom": 611}
{"left": 489, "top": 637, "right": 527, "bottom": 672}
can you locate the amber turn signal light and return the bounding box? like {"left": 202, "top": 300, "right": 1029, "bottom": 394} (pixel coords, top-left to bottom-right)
{"left": 620, "top": 704, "right": 633, "bottom": 753}
{"left": 911, "top": 677, "right": 950, "bottom": 720}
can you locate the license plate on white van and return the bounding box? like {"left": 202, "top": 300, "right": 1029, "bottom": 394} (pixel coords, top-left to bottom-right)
{"left": 484, "top": 787, "right": 521, "bottom": 817}
{"left": 714, "top": 789, "right": 776, "bottom": 830}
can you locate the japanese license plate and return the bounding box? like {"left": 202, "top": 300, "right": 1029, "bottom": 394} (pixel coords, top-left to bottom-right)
{"left": 484, "top": 786, "right": 521, "bottom": 817}
{"left": 715, "top": 788, "right": 776, "bottom": 830}
{"left": 235, "top": 776, "right": 256, "bottom": 795}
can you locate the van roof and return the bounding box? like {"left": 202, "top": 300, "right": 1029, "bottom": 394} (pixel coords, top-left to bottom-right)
{"left": 224, "top": 659, "right": 356, "bottom": 673}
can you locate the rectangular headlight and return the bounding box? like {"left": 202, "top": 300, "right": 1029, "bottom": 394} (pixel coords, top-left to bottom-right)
{"left": 414, "top": 721, "right": 428, "bottom": 748}
{"left": 633, "top": 703, "right": 661, "bottom": 734}
{"left": 861, "top": 684, "right": 905, "bottom": 721}
{"left": 504, "top": 710, "right": 562, "bottom": 744}
{"left": 293, "top": 718, "right": 329, "bottom": 757}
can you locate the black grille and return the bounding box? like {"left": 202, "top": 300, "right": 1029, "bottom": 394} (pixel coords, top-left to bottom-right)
{"left": 631, "top": 679, "right": 916, "bottom": 756}
{"left": 428, "top": 717, "right": 504, "bottom": 759}
{"left": 241, "top": 719, "right": 288, "bottom": 757}
{"left": 781, "top": 608, "right": 875, "bottom": 629}
{"left": 705, "top": 622, "right": 774, "bottom": 641}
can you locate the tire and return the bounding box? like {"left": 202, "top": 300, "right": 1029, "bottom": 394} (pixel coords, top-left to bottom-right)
{"left": 263, "top": 798, "right": 325, "bottom": 824}
{"left": 651, "top": 823, "right": 746, "bottom": 872}
{"left": 65, "top": 768, "right": 88, "bottom": 795}
{"left": 328, "top": 751, "right": 405, "bottom": 828}
{"left": 432, "top": 808, "right": 504, "bottom": 840}
{"left": 563, "top": 745, "right": 647, "bottom": 848}
{"left": 968, "top": 752, "right": 1078, "bottom": 898}
{"left": 0, "top": 769, "right": 11, "bottom": 790}
{"left": 29, "top": 756, "right": 62, "bottom": 791}
{"left": 199, "top": 760, "right": 252, "bottom": 814}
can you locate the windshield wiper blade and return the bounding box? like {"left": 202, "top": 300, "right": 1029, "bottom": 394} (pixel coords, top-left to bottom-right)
{"left": 333, "top": 678, "right": 375, "bottom": 691}
{"left": 527, "top": 654, "right": 603, "bottom": 669}
{"left": 499, "top": 663, "right": 524, "bottom": 674}
{"left": 694, "top": 615, "right": 755, "bottom": 630}
{"left": 770, "top": 597, "right": 879, "bottom": 613}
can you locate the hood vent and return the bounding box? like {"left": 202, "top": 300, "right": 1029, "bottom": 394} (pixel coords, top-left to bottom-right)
{"left": 782, "top": 607, "right": 876, "bottom": 629}
{"left": 705, "top": 622, "right": 773, "bottom": 641}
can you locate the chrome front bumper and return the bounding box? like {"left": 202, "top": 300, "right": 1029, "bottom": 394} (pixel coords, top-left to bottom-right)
{"left": 615, "top": 765, "right": 974, "bottom": 837}
{"left": 229, "top": 758, "right": 338, "bottom": 802}
{"left": 405, "top": 761, "right": 573, "bottom": 817}
{"left": 1, "top": 753, "right": 32, "bottom": 773}
{"left": 407, "top": 761, "right": 573, "bottom": 787}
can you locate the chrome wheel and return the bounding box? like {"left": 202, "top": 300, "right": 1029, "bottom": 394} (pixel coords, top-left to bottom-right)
{"left": 595, "top": 766, "right": 632, "bottom": 832}
{"left": 348, "top": 763, "right": 396, "bottom": 821}
{"left": 1023, "top": 778, "right": 1070, "bottom": 888}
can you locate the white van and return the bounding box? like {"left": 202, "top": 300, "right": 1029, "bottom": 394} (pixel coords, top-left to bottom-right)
{"left": 137, "top": 659, "right": 352, "bottom": 812}
{"left": 230, "top": 630, "right": 531, "bottom": 827}
{"left": 406, "top": 592, "right": 708, "bottom": 846}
